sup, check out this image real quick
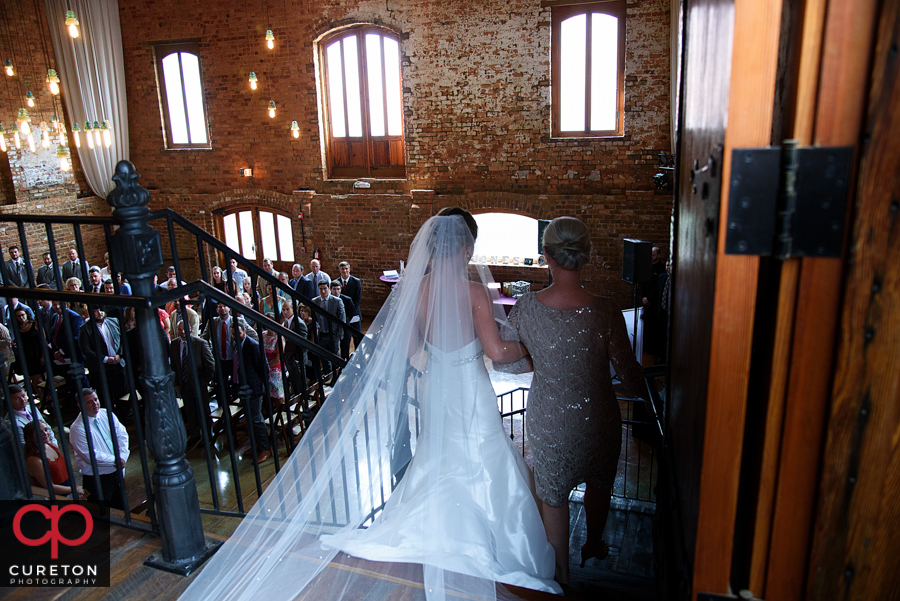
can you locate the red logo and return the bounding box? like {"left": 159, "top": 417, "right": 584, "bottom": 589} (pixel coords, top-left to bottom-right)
{"left": 13, "top": 504, "right": 93, "bottom": 559}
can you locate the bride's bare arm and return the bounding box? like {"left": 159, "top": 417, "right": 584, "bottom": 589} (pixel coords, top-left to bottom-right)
{"left": 470, "top": 282, "right": 527, "bottom": 363}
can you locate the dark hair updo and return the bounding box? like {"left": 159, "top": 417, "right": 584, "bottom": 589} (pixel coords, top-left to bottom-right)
{"left": 436, "top": 207, "right": 478, "bottom": 240}
{"left": 542, "top": 216, "right": 592, "bottom": 270}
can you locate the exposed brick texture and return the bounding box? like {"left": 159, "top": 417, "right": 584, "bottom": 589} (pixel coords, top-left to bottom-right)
{"left": 1, "top": 0, "right": 672, "bottom": 314}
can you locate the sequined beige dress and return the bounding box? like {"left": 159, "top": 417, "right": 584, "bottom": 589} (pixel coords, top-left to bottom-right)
{"left": 508, "top": 293, "right": 645, "bottom": 506}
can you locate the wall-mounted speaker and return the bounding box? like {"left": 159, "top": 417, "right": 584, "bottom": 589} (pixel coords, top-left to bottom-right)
{"left": 622, "top": 239, "right": 652, "bottom": 284}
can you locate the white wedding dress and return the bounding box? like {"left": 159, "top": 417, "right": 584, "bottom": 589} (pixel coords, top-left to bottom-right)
{"left": 180, "top": 215, "right": 559, "bottom": 601}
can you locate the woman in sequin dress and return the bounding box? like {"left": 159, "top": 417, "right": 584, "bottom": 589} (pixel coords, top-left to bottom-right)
{"left": 263, "top": 328, "right": 285, "bottom": 405}
{"left": 508, "top": 216, "right": 647, "bottom": 585}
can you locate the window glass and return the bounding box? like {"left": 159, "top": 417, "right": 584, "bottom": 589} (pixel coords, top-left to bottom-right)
{"left": 590, "top": 14, "right": 618, "bottom": 132}
{"left": 326, "top": 41, "right": 346, "bottom": 138}
{"left": 472, "top": 213, "right": 541, "bottom": 262}
{"left": 383, "top": 37, "right": 403, "bottom": 136}
{"left": 343, "top": 36, "right": 363, "bottom": 138}
{"left": 366, "top": 34, "right": 386, "bottom": 137}
{"left": 259, "top": 211, "right": 277, "bottom": 260}
{"left": 239, "top": 211, "right": 256, "bottom": 260}
{"left": 277, "top": 214, "right": 295, "bottom": 262}
{"left": 161, "top": 54, "right": 189, "bottom": 143}
{"left": 224, "top": 213, "right": 239, "bottom": 253}
{"left": 180, "top": 53, "right": 208, "bottom": 144}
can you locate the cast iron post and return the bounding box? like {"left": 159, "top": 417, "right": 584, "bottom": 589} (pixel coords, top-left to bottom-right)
{"left": 106, "top": 160, "right": 219, "bottom": 574}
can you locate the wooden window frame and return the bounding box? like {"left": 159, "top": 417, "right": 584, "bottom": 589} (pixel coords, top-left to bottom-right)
{"left": 154, "top": 42, "right": 212, "bottom": 150}
{"left": 214, "top": 205, "right": 297, "bottom": 274}
{"left": 551, "top": 1, "right": 626, "bottom": 138}
{"left": 318, "top": 26, "right": 406, "bottom": 179}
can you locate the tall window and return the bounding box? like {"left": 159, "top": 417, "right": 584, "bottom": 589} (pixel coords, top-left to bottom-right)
{"left": 217, "top": 207, "right": 296, "bottom": 273}
{"left": 155, "top": 43, "right": 211, "bottom": 148}
{"left": 551, "top": 1, "right": 626, "bottom": 137}
{"left": 319, "top": 27, "right": 406, "bottom": 179}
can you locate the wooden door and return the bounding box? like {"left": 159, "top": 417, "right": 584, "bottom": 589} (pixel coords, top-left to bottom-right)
{"left": 215, "top": 206, "right": 298, "bottom": 275}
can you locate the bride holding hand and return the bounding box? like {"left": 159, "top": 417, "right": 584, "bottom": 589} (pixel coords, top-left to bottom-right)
{"left": 182, "top": 208, "right": 560, "bottom": 601}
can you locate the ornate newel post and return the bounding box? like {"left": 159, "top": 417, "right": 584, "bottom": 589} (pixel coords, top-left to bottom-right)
{"left": 107, "top": 160, "right": 220, "bottom": 574}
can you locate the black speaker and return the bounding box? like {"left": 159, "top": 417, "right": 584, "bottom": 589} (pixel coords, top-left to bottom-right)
{"left": 622, "top": 239, "right": 652, "bottom": 284}
{"left": 537, "top": 219, "right": 551, "bottom": 254}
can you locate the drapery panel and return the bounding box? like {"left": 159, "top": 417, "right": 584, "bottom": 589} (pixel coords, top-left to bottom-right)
{"left": 44, "top": 0, "right": 128, "bottom": 199}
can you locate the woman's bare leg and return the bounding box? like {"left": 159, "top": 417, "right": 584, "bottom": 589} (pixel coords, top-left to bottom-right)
{"left": 541, "top": 500, "right": 570, "bottom": 585}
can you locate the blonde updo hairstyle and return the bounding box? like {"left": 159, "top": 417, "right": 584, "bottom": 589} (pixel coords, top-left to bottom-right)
{"left": 542, "top": 217, "right": 592, "bottom": 270}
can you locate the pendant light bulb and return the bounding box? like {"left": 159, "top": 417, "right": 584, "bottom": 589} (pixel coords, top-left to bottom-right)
{"left": 65, "top": 11, "right": 80, "bottom": 38}
{"left": 47, "top": 69, "right": 60, "bottom": 95}
{"left": 57, "top": 145, "right": 70, "bottom": 171}
{"left": 51, "top": 114, "right": 59, "bottom": 129}
{"left": 291, "top": 120, "right": 299, "bottom": 138}
{"left": 41, "top": 122, "right": 50, "bottom": 148}
{"left": 71, "top": 122, "right": 80, "bottom": 148}
{"left": 26, "top": 133, "right": 35, "bottom": 152}
{"left": 84, "top": 121, "right": 94, "bottom": 149}
{"left": 0, "top": 125, "right": 6, "bottom": 152}
{"left": 17, "top": 109, "right": 31, "bottom": 135}
{"left": 14, "top": 132, "right": 21, "bottom": 149}
{"left": 266, "top": 30, "right": 275, "bottom": 49}
{"left": 93, "top": 121, "right": 102, "bottom": 145}
{"left": 249, "top": 72, "right": 258, "bottom": 90}
{"left": 4, "top": 60, "right": 12, "bottom": 76}
{"left": 25, "top": 92, "right": 35, "bottom": 108}
{"left": 268, "top": 100, "right": 276, "bottom": 118}
{"left": 100, "top": 121, "right": 111, "bottom": 148}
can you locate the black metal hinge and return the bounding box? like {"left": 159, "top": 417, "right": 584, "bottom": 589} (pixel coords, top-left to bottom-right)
{"left": 725, "top": 142, "right": 853, "bottom": 259}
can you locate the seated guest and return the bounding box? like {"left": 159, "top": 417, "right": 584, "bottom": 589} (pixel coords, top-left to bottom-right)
{"left": 79, "top": 306, "right": 128, "bottom": 419}
{"left": 22, "top": 421, "right": 85, "bottom": 499}
{"left": 6, "top": 385, "right": 56, "bottom": 446}
{"left": 69, "top": 388, "right": 129, "bottom": 509}
{"left": 170, "top": 321, "right": 215, "bottom": 446}
{"left": 330, "top": 280, "right": 360, "bottom": 361}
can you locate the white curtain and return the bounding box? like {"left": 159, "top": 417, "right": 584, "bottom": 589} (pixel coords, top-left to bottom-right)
{"left": 44, "top": 0, "right": 128, "bottom": 199}
{"left": 670, "top": 0, "right": 683, "bottom": 152}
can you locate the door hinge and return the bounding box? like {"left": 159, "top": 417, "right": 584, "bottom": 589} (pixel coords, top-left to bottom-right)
{"left": 724, "top": 141, "right": 853, "bottom": 259}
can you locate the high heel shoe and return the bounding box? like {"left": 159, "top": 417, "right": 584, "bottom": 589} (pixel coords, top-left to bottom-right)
{"left": 580, "top": 540, "right": 609, "bottom": 568}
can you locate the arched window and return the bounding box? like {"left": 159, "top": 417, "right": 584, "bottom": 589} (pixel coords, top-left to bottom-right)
{"left": 155, "top": 43, "right": 211, "bottom": 148}
{"left": 318, "top": 26, "right": 406, "bottom": 179}
{"left": 551, "top": 1, "right": 626, "bottom": 137}
{"left": 470, "top": 213, "right": 545, "bottom": 265}
{"left": 216, "top": 206, "right": 296, "bottom": 273}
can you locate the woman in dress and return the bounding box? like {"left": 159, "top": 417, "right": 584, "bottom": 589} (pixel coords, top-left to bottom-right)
{"left": 12, "top": 306, "right": 44, "bottom": 390}
{"left": 507, "top": 216, "right": 646, "bottom": 585}
{"left": 262, "top": 328, "right": 285, "bottom": 408}
{"left": 181, "top": 209, "right": 560, "bottom": 601}
{"left": 259, "top": 282, "right": 284, "bottom": 320}
{"left": 22, "top": 420, "right": 86, "bottom": 499}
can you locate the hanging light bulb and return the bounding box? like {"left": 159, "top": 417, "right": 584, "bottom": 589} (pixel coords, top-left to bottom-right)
{"left": 57, "top": 145, "right": 70, "bottom": 171}
{"left": 65, "top": 11, "right": 80, "bottom": 38}
{"left": 26, "top": 132, "right": 35, "bottom": 152}
{"left": 268, "top": 100, "right": 276, "bottom": 118}
{"left": 100, "top": 121, "right": 111, "bottom": 147}
{"left": 71, "top": 122, "right": 80, "bottom": 148}
{"left": 266, "top": 30, "right": 275, "bottom": 49}
{"left": 14, "top": 131, "right": 21, "bottom": 149}
{"left": 249, "top": 71, "right": 258, "bottom": 90}
{"left": 51, "top": 113, "right": 59, "bottom": 129}
{"left": 58, "top": 123, "right": 66, "bottom": 146}
{"left": 92, "top": 121, "right": 102, "bottom": 145}
{"left": 41, "top": 122, "right": 50, "bottom": 148}
{"left": 25, "top": 92, "right": 35, "bottom": 108}
{"left": 46, "top": 69, "right": 60, "bottom": 95}
{"left": 17, "top": 109, "right": 31, "bottom": 135}
{"left": 291, "top": 120, "right": 299, "bottom": 138}
{"left": 4, "top": 60, "right": 12, "bottom": 76}
{"left": 84, "top": 121, "right": 94, "bottom": 148}
{"left": 0, "top": 125, "right": 6, "bottom": 152}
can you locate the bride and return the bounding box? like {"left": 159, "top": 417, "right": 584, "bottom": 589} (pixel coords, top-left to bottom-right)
{"left": 181, "top": 209, "right": 561, "bottom": 601}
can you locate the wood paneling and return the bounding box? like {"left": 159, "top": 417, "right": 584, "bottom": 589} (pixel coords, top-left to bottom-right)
{"left": 806, "top": 4, "right": 900, "bottom": 598}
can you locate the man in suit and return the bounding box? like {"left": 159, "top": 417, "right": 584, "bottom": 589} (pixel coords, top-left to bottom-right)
{"left": 308, "top": 259, "right": 330, "bottom": 290}
{"left": 4, "top": 245, "right": 30, "bottom": 287}
{"left": 289, "top": 263, "right": 315, "bottom": 300}
{"left": 234, "top": 320, "right": 272, "bottom": 463}
{"left": 36, "top": 252, "right": 57, "bottom": 288}
{"left": 256, "top": 258, "right": 278, "bottom": 299}
{"left": 61, "top": 248, "right": 85, "bottom": 289}
{"left": 86, "top": 266, "right": 104, "bottom": 294}
{"left": 330, "top": 280, "right": 359, "bottom": 361}
{"left": 79, "top": 306, "right": 128, "bottom": 420}
{"left": 202, "top": 303, "right": 257, "bottom": 389}
{"left": 336, "top": 261, "right": 363, "bottom": 347}
{"left": 313, "top": 281, "right": 345, "bottom": 377}
{"left": 49, "top": 300, "right": 86, "bottom": 411}
{"left": 170, "top": 321, "right": 215, "bottom": 447}
{"left": 280, "top": 303, "right": 308, "bottom": 399}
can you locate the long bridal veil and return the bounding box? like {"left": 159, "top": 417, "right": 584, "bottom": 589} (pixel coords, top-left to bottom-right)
{"left": 181, "top": 215, "right": 555, "bottom": 601}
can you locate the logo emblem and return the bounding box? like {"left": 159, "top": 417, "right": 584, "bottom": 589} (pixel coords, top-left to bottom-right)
{"left": 13, "top": 504, "right": 93, "bottom": 559}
